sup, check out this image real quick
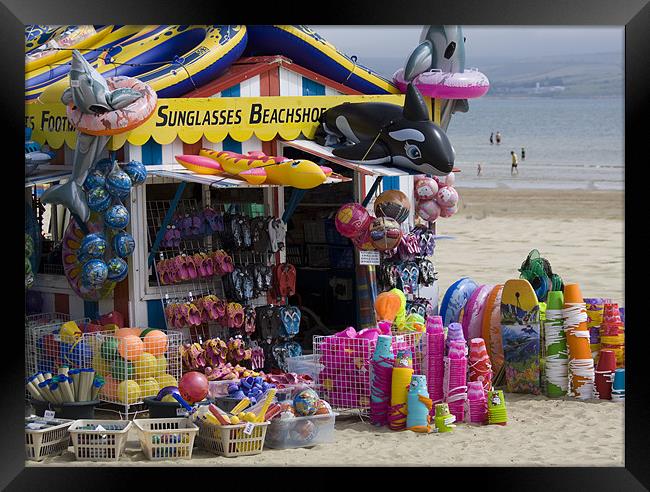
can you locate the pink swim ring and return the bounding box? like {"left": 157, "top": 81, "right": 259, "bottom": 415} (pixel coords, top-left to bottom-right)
{"left": 393, "top": 68, "right": 490, "bottom": 99}
{"left": 66, "top": 76, "right": 157, "bottom": 136}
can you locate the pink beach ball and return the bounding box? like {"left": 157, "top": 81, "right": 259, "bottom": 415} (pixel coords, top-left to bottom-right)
{"left": 335, "top": 203, "right": 371, "bottom": 239}
{"left": 436, "top": 186, "right": 459, "bottom": 208}
{"left": 416, "top": 199, "right": 441, "bottom": 222}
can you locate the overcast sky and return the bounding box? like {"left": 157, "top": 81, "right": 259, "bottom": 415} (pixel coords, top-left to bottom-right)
{"left": 312, "top": 26, "right": 623, "bottom": 63}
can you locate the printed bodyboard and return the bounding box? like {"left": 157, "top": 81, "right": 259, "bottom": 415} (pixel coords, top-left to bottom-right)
{"left": 500, "top": 279, "right": 541, "bottom": 394}
{"left": 482, "top": 284, "right": 504, "bottom": 374}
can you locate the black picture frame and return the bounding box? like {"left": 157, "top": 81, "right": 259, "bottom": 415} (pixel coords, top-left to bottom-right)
{"left": 3, "top": 1, "right": 647, "bottom": 488}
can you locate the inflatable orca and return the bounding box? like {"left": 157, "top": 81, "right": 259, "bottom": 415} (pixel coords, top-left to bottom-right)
{"left": 314, "top": 83, "right": 455, "bottom": 176}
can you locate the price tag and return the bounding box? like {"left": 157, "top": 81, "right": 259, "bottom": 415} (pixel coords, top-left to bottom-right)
{"left": 176, "top": 407, "right": 187, "bottom": 417}
{"left": 243, "top": 422, "right": 255, "bottom": 435}
{"left": 358, "top": 250, "right": 381, "bottom": 266}
{"left": 44, "top": 410, "right": 55, "bottom": 419}
{"left": 444, "top": 416, "right": 456, "bottom": 426}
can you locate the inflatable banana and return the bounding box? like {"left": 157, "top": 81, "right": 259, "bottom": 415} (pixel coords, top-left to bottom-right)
{"left": 39, "top": 25, "right": 247, "bottom": 102}
{"left": 25, "top": 25, "right": 147, "bottom": 102}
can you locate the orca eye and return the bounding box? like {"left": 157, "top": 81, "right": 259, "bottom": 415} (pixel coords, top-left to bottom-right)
{"left": 405, "top": 143, "right": 422, "bottom": 160}
{"left": 444, "top": 42, "right": 456, "bottom": 59}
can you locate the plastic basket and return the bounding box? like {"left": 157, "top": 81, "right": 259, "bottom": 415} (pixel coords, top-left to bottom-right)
{"left": 265, "top": 413, "right": 337, "bottom": 449}
{"left": 25, "top": 416, "right": 73, "bottom": 461}
{"left": 68, "top": 419, "right": 132, "bottom": 461}
{"left": 133, "top": 418, "right": 198, "bottom": 460}
{"left": 196, "top": 419, "right": 269, "bottom": 457}
{"left": 286, "top": 354, "right": 324, "bottom": 381}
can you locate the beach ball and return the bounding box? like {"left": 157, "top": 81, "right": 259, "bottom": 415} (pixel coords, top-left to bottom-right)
{"left": 94, "top": 158, "right": 114, "bottom": 176}
{"left": 369, "top": 217, "right": 402, "bottom": 251}
{"left": 178, "top": 371, "right": 209, "bottom": 404}
{"left": 134, "top": 352, "right": 157, "bottom": 379}
{"left": 118, "top": 335, "right": 144, "bottom": 361}
{"left": 101, "top": 375, "right": 118, "bottom": 399}
{"left": 81, "top": 259, "right": 108, "bottom": 289}
{"left": 106, "top": 168, "right": 132, "bottom": 199}
{"left": 436, "top": 186, "right": 459, "bottom": 208}
{"left": 78, "top": 233, "right": 107, "bottom": 263}
{"left": 117, "top": 379, "right": 141, "bottom": 404}
{"left": 414, "top": 177, "right": 439, "bottom": 201}
{"left": 92, "top": 353, "right": 109, "bottom": 377}
{"left": 86, "top": 187, "right": 112, "bottom": 214}
{"left": 104, "top": 204, "right": 130, "bottom": 230}
{"left": 440, "top": 205, "right": 458, "bottom": 218}
{"left": 138, "top": 377, "right": 160, "bottom": 398}
{"left": 351, "top": 221, "right": 375, "bottom": 250}
{"left": 290, "top": 419, "right": 318, "bottom": 444}
{"left": 155, "top": 373, "right": 178, "bottom": 391}
{"left": 112, "top": 231, "right": 135, "bottom": 258}
{"left": 83, "top": 170, "right": 106, "bottom": 191}
{"left": 106, "top": 257, "right": 128, "bottom": 283}
{"left": 143, "top": 330, "right": 168, "bottom": 357}
{"left": 111, "top": 357, "right": 135, "bottom": 381}
{"left": 293, "top": 388, "right": 320, "bottom": 416}
{"left": 154, "top": 355, "right": 167, "bottom": 376}
{"left": 374, "top": 189, "right": 411, "bottom": 223}
{"left": 335, "top": 203, "right": 371, "bottom": 238}
{"left": 416, "top": 199, "right": 441, "bottom": 222}
{"left": 445, "top": 172, "right": 456, "bottom": 186}
{"left": 100, "top": 337, "right": 119, "bottom": 361}
{"left": 116, "top": 327, "right": 142, "bottom": 338}
{"left": 123, "top": 160, "right": 147, "bottom": 186}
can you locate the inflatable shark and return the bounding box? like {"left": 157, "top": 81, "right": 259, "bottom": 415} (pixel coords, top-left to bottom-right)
{"left": 41, "top": 50, "right": 141, "bottom": 223}
{"left": 403, "top": 25, "right": 469, "bottom": 130}
{"left": 314, "top": 83, "right": 455, "bottom": 176}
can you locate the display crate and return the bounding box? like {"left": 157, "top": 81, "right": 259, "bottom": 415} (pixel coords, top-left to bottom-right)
{"left": 196, "top": 419, "right": 269, "bottom": 458}
{"left": 265, "top": 413, "right": 337, "bottom": 449}
{"left": 25, "top": 416, "right": 73, "bottom": 461}
{"left": 68, "top": 419, "right": 132, "bottom": 462}
{"left": 133, "top": 418, "right": 199, "bottom": 460}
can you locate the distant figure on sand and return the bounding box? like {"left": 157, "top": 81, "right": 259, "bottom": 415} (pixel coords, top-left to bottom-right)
{"left": 511, "top": 151, "right": 519, "bottom": 175}
{"left": 489, "top": 132, "right": 494, "bottom": 145}
{"left": 477, "top": 163, "right": 482, "bottom": 176}
{"left": 521, "top": 147, "right": 526, "bottom": 160}
{"left": 495, "top": 131, "right": 502, "bottom": 145}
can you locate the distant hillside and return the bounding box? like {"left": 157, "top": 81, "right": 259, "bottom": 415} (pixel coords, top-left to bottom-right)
{"left": 363, "top": 52, "right": 623, "bottom": 98}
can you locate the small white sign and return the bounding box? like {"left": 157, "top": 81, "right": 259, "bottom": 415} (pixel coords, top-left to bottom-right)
{"left": 44, "top": 410, "right": 55, "bottom": 419}
{"left": 243, "top": 422, "right": 255, "bottom": 435}
{"left": 359, "top": 250, "right": 381, "bottom": 266}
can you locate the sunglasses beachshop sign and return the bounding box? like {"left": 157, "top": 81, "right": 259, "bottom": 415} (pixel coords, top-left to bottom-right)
{"left": 26, "top": 94, "right": 433, "bottom": 151}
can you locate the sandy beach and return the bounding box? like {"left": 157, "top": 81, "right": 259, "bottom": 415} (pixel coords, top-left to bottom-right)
{"left": 27, "top": 188, "right": 625, "bottom": 467}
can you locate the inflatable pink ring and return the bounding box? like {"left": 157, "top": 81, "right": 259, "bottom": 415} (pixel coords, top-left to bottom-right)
{"left": 66, "top": 76, "right": 157, "bottom": 136}
{"left": 393, "top": 68, "right": 490, "bottom": 99}
{"left": 61, "top": 213, "right": 116, "bottom": 301}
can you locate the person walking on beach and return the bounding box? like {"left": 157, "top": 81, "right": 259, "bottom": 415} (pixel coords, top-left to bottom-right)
{"left": 495, "top": 131, "right": 502, "bottom": 145}
{"left": 489, "top": 132, "right": 494, "bottom": 145}
{"left": 511, "top": 150, "right": 519, "bottom": 175}
{"left": 477, "top": 163, "right": 482, "bottom": 176}
{"left": 521, "top": 147, "right": 526, "bottom": 160}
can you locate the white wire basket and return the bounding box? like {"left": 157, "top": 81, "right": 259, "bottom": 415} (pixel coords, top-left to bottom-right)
{"left": 133, "top": 418, "right": 199, "bottom": 460}
{"left": 25, "top": 416, "right": 73, "bottom": 461}
{"left": 196, "top": 419, "right": 269, "bottom": 457}
{"left": 68, "top": 419, "right": 132, "bottom": 462}
{"left": 312, "top": 332, "right": 425, "bottom": 414}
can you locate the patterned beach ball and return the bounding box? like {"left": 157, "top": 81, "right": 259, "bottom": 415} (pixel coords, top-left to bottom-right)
{"left": 78, "top": 233, "right": 107, "bottom": 263}
{"left": 414, "top": 177, "right": 439, "bottom": 201}
{"left": 104, "top": 204, "right": 130, "bottom": 230}
{"left": 112, "top": 231, "right": 135, "bottom": 258}
{"left": 352, "top": 220, "right": 375, "bottom": 250}
{"left": 81, "top": 258, "right": 108, "bottom": 289}
{"left": 416, "top": 199, "right": 441, "bottom": 222}
{"left": 123, "top": 160, "right": 147, "bottom": 186}
{"left": 440, "top": 204, "right": 458, "bottom": 218}
{"left": 335, "top": 203, "right": 371, "bottom": 239}
{"left": 374, "top": 190, "right": 411, "bottom": 224}
{"left": 436, "top": 186, "right": 459, "bottom": 208}
{"left": 106, "top": 168, "right": 132, "bottom": 199}
{"left": 106, "top": 257, "right": 129, "bottom": 282}
{"left": 94, "top": 158, "right": 114, "bottom": 176}
{"left": 369, "top": 216, "right": 402, "bottom": 251}
{"left": 87, "top": 187, "right": 112, "bottom": 213}
{"left": 293, "top": 388, "right": 320, "bottom": 416}
{"left": 83, "top": 170, "right": 106, "bottom": 191}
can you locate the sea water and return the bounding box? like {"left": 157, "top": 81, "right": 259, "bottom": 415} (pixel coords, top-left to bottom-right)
{"left": 446, "top": 97, "right": 624, "bottom": 190}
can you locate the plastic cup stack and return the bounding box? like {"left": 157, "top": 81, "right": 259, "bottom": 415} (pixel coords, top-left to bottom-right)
{"left": 468, "top": 338, "right": 493, "bottom": 392}
{"left": 446, "top": 322, "right": 466, "bottom": 356}
{"left": 487, "top": 389, "right": 508, "bottom": 425}
{"left": 601, "top": 303, "right": 625, "bottom": 369}
{"left": 466, "top": 381, "right": 487, "bottom": 424}
{"left": 370, "top": 335, "right": 395, "bottom": 426}
{"left": 584, "top": 298, "right": 610, "bottom": 362}
{"left": 544, "top": 291, "right": 568, "bottom": 397}
{"left": 563, "top": 284, "right": 595, "bottom": 399}
{"left": 444, "top": 340, "right": 467, "bottom": 423}
{"left": 594, "top": 349, "right": 616, "bottom": 400}
{"left": 425, "top": 316, "right": 445, "bottom": 407}
{"left": 611, "top": 368, "right": 625, "bottom": 402}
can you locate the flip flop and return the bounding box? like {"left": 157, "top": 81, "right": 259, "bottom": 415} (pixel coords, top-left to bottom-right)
{"left": 277, "top": 263, "right": 297, "bottom": 297}
{"left": 244, "top": 306, "right": 257, "bottom": 335}
{"left": 227, "top": 302, "right": 245, "bottom": 329}
{"left": 174, "top": 256, "right": 189, "bottom": 282}
{"left": 185, "top": 255, "right": 198, "bottom": 280}
{"left": 188, "top": 302, "right": 202, "bottom": 326}
{"left": 279, "top": 305, "right": 301, "bottom": 337}
{"left": 194, "top": 253, "right": 207, "bottom": 277}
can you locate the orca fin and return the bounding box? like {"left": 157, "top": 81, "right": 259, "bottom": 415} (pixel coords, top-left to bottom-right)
{"left": 404, "top": 40, "right": 433, "bottom": 81}
{"left": 403, "top": 83, "right": 430, "bottom": 122}
{"left": 332, "top": 140, "right": 389, "bottom": 162}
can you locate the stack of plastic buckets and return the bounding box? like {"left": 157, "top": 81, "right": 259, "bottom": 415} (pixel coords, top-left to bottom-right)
{"left": 425, "top": 316, "right": 445, "bottom": 406}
